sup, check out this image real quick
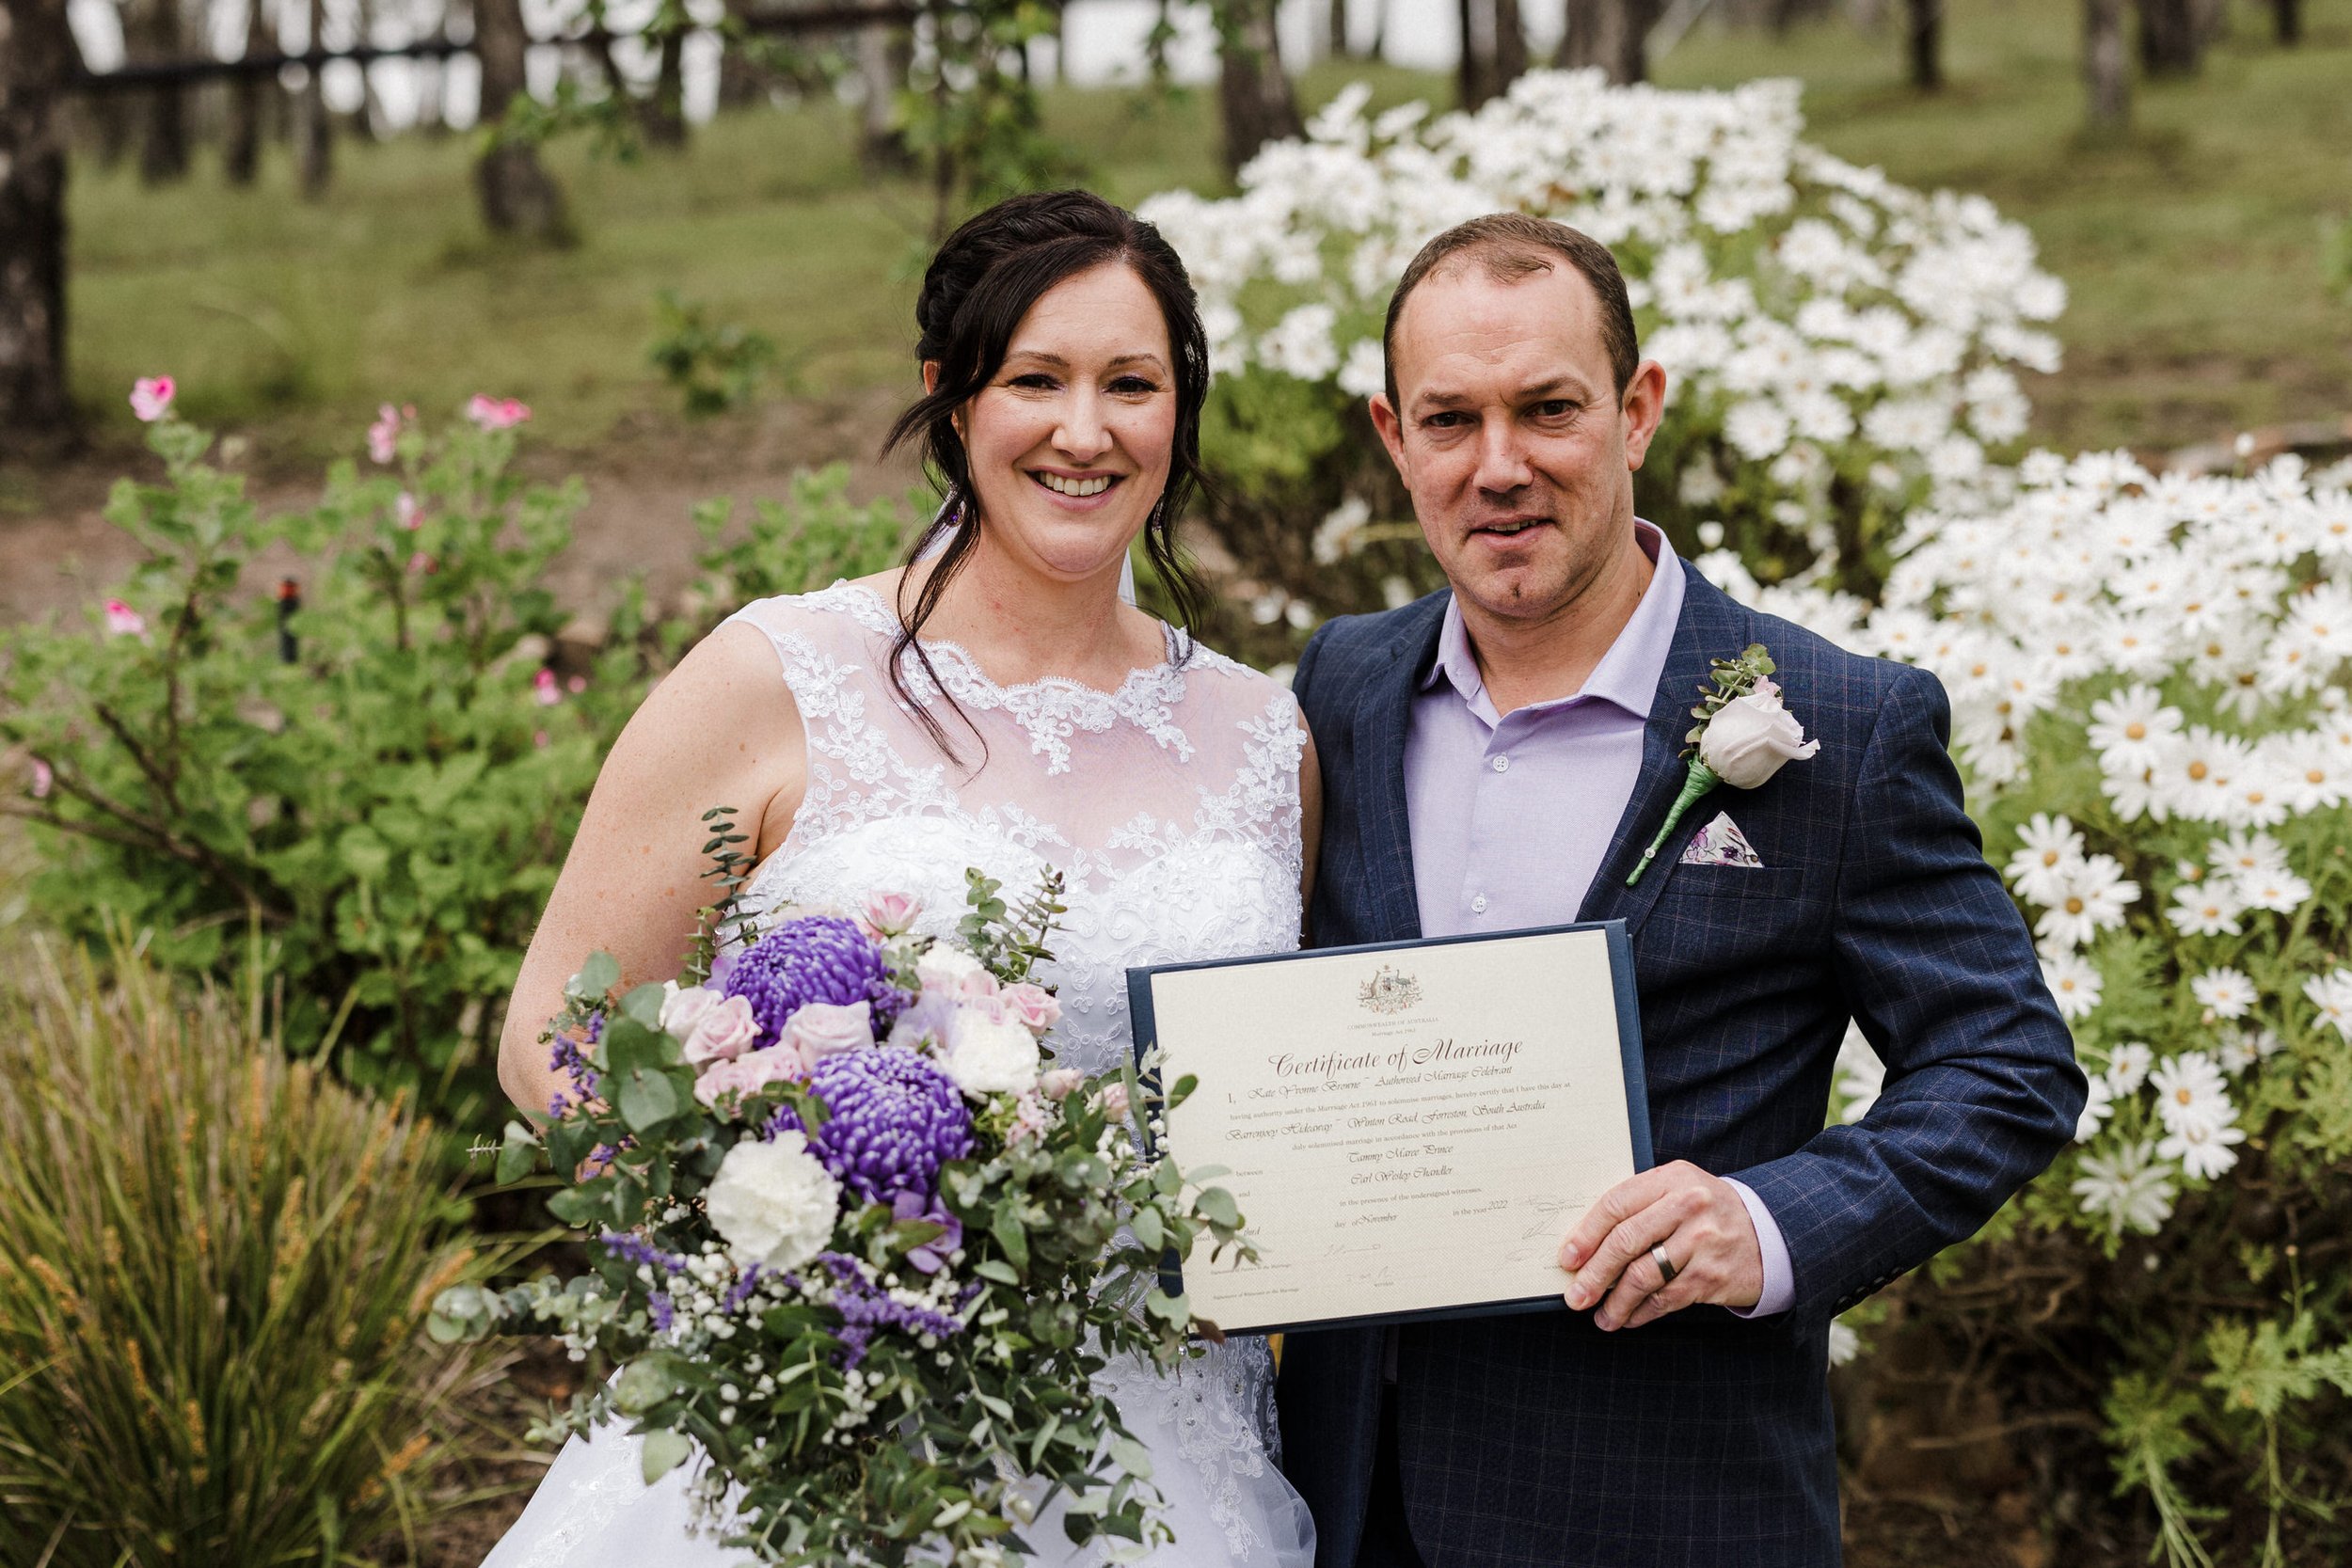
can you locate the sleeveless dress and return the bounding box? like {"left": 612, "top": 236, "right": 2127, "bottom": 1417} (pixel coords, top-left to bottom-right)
{"left": 482, "top": 581, "right": 1316, "bottom": 1568}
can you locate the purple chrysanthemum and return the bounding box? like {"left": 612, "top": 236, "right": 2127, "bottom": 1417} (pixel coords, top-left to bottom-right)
{"left": 772, "top": 1045, "right": 972, "bottom": 1204}
{"left": 723, "top": 915, "right": 907, "bottom": 1049}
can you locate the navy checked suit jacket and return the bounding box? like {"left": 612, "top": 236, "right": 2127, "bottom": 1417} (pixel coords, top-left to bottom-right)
{"left": 1275, "top": 563, "right": 2086, "bottom": 1568}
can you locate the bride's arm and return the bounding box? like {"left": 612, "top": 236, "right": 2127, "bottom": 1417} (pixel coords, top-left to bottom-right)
{"left": 496, "top": 622, "right": 807, "bottom": 1116}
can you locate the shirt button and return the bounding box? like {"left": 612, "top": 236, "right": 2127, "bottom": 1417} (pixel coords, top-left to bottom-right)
{"left": 1491, "top": 755, "right": 1510, "bottom": 772}
{"left": 1471, "top": 895, "right": 1490, "bottom": 914}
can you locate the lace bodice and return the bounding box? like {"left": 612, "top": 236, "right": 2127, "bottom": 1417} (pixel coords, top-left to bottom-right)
{"left": 726, "top": 581, "right": 1308, "bottom": 1080}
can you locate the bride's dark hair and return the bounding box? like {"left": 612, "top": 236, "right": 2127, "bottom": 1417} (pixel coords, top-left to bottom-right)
{"left": 882, "top": 189, "right": 1213, "bottom": 755}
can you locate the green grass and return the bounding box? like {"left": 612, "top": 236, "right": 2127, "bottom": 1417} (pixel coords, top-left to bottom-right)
{"left": 55, "top": 6, "right": 2352, "bottom": 467}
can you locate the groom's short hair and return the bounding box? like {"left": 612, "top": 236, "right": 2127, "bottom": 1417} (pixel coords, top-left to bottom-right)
{"left": 1381, "top": 214, "right": 1639, "bottom": 409}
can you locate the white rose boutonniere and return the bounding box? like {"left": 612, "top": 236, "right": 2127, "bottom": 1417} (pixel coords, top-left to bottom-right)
{"left": 1627, "top": 644, "right": 1819, "bottom": 885}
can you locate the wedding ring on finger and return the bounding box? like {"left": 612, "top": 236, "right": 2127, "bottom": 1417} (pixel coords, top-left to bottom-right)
{"left": 1650, "top": 1243, "right": 1679, "bottom": 1288}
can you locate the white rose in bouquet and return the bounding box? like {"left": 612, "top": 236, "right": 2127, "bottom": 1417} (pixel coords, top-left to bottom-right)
{"left": 705, "top": 1131, "right": 842, "bottom": 1272}
{"left": 943, "top": 1011, "right": 1041, "bottom": 1097}
{"left": 658, "top": 980, "right": 718, "bottom": 1037}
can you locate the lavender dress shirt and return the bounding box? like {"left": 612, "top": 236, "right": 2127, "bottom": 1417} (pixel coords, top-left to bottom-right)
{"left": 1402, "top": 520, "right": 1795, "bottom": 1318}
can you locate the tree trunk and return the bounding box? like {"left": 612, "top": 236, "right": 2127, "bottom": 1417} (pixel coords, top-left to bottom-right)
{"left": 1216, "top": 0, "right": 1301, "bottom": 177}
{"left": 224, "top": 0, "right": 274, "bottom": 183}
{"left": 1327, "top": 0, "right": 1348, "bottom": 55}
{"left": 2135, "top": 0, "right": 2201, "bottom": 74}
{"left": 124, "top": 0, "right": 191, "bottom": 182}
{"left": 644, "top": 17, "right": 689, "bottom": 146}
{"left": 473, "top": 0, "right": 568, "bottom": 239}
{"left": 856, "top": 24, "right": 912, "bottom": 169}
{"left": 1556, "top": 0, "right": 1655, "bottom": 83}
{"left": 1457, "top": 0, "right": 1527, "bottom": 107}
{"left": 2085, "top": 0, "right": 2130, "bottom": 130}
{"left": 1905, "top": 0, "right": 1941, "bottom": 87}
{"left": 2269, "top": 0, "right": 2299, "bottom": 40}
{"left": 0, "top": 0, "right": 75, "bottom": 448}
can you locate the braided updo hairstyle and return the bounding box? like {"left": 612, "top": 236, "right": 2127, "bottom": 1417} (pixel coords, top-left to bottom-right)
{"left": 881, "top": 189, "right": 1214, "bottom": 757}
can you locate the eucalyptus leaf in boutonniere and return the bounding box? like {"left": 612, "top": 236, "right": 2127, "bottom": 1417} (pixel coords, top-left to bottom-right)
{"left": 1626, "top": 643, "right": 1819, "bottom": 886}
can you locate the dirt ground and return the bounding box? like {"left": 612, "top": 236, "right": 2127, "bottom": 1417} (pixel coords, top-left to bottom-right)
{"left": 0, "top": 387, "right": 926, "bottom": 633}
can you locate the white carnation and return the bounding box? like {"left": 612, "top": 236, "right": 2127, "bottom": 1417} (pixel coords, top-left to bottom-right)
{"left": 705, "top": 1132, "right": 841, "bottom": 1273}
{"left": 943, "top": 1012, "right": 1041, "bottom": 1098}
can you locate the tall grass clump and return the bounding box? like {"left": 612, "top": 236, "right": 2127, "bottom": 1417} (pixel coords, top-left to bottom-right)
{"left": 0, "top": 936, "right": 495, "bottom": 1566}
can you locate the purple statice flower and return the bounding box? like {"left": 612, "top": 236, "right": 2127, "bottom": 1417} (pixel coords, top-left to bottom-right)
{"left": 548, "top": 1009, "right": 604, "bottom": 1115}
{"left": 724, "top": 1265, "right": 766, "bottom": 1314}
{"left": 772, "top": 1046, "right": 972, "bottom": 1204}
{"left": 597, "top": 1228, "right": 686, "bottom": 1275}
{"left": 723, "top": 915, "right": 909, "bottom": 1049}
{"left": 891, "top": 1190, "right": 963, "bottom": 1275}
{"left": 811, "top": 1252, "right": 974, "bottom": 1370}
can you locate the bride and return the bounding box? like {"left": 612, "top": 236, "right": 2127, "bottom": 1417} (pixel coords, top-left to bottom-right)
{"left": 486, "top": 189, "right": 1321, "bottom": 1566}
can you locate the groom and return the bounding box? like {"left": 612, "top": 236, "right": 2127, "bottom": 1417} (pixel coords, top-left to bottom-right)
{"left": 1276, "top": 214, "right": 2086, "bottom": 1567}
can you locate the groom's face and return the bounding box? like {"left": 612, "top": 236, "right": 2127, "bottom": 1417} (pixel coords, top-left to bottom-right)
{"left": 1372, "top": 261, "right": 1665, "bottom": 628}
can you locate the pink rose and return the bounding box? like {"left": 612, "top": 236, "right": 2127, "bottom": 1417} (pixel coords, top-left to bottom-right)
{"left": 1039, "top": 1068, "right": 1083, "bottom": 1101}
{"left": 1098, "top": 1081, "right": 1132, "bottom": 1121}
{"left": 784, "top": 1000, "right": 873, "bottom": 1064}
{"left": 693, "top": 1043, "right": 802, "bottom": 1110}
{"left": 103, "top": 599, "right": 145, "bottom": 638}
{"left": 130, "top": 375, "right": 175, "bottom": 423}
{"left": 999, "top": 983, "right": 1061, "bottom": 1033}
{"left": 658, "top": 981, "right": 718, "bottom": 1038}
{"left": 682, "top": 993, "right": 759, "bottom": 1064}
{"left": 860, "top": 890, "right": 923, "bottom": 939}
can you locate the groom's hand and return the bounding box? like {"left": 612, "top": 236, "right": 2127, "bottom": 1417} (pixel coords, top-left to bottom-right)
{"left": 1556, "top": 1163, "right": 1765, "bottom": 1331}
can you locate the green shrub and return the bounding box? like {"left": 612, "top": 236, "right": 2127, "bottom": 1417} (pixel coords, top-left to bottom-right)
{"left": 0, "top": 406, "right": 917, "bottom": 1130}
{"left": 648, "top": 290, "right": 779, "bottom": 417}
{"left": 0, "top": 409, "right": 648, "bottom": 1125}
{"left": 0, "top": 936, "right": 495, "bottom": 1566}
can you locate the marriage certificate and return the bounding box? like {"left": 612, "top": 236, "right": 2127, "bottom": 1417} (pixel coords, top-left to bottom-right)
{"left": 1126, "top": 922, "right": 1652, "bottom": 1336}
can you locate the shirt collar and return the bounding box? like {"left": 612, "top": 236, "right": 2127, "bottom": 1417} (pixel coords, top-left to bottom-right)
{"left": 1421, "top": 518, "right": 1686, "bottom": 722}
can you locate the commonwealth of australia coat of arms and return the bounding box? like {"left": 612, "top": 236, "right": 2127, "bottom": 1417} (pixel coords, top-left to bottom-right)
{"left": 1358, "top": 963, "right": 1422, "bottom": 1015}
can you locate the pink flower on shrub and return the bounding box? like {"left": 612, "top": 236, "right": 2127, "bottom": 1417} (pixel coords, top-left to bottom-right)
{"left": 566, "top": 673, "right": 587, "bottom": 694}
{"left": 395, "top": 491, "right": 420, "bottom": 530}
{"left": 103, "top": 599, "right": 146, "bottom": 637}
{"left": 407, "top": 551, "right": 436, "bottom": 576}
{"left": 367, "top": 404, "right": 404, "bottom": 464}
{"left": 29, "top": 759, "right": 54, "bottom": 800}
{"left": 532, "top": 729, "right": 550, "bottom": 749}
{"left": 534, "top": 669, "right": 563, "bottom": 705}
{"left": 129, "top": 376, "right": 175, "bottom": 422}
{"left": 466, "top": 394, "right": 531, "bottom": 432}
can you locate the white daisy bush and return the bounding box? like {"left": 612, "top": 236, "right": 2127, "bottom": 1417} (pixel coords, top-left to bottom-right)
{"left": 1138, "top": 69, "right": 2064, "bottom": 651}
{"left": 1769, "top": 453, "right": 2352, "bottom": 1560}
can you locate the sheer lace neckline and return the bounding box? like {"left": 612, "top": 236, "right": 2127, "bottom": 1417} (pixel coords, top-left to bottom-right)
{"left": 809, "top": 579, "right": 1229, "bottom": 774}
{"left": 823, "top": 579, "right": 1188, "bottom": 704}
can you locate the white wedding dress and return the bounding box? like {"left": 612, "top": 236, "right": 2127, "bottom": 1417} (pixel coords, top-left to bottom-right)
{"left": 484, "top": 580, "right": 1316, "bottom": 1568}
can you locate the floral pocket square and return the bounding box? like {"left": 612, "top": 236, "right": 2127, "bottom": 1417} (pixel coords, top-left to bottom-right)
{"left": 1679, "top": 811, "right": 1765, "bottom": 869}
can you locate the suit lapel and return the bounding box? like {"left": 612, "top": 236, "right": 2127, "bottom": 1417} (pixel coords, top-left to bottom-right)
{"left": 1352, "top": 594, "right": 1448, "bottom": 943}
{"left": 1580, "top": 566, "right": 1753, "bottom": 936}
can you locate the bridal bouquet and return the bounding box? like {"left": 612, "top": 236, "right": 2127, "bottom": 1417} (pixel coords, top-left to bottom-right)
{"left": 432, "top": 863, "right": 1248, "bottom": 1564}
